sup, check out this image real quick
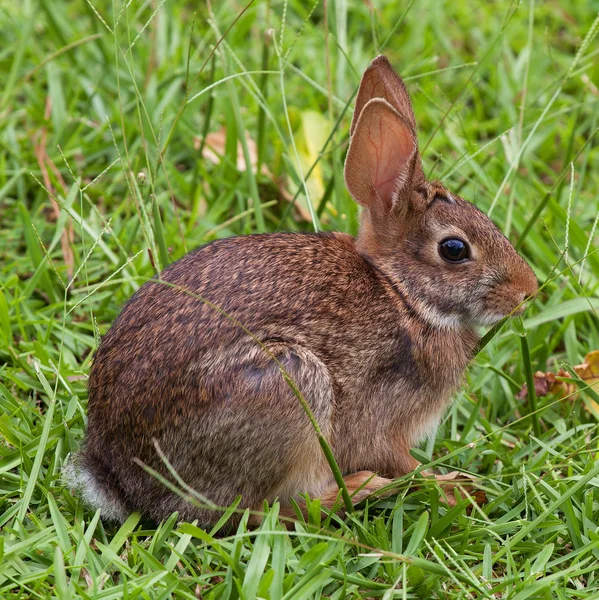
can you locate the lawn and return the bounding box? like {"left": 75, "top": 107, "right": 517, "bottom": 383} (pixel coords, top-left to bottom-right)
{"left": 1, "top": 0, "right": 599, "bottom": 597}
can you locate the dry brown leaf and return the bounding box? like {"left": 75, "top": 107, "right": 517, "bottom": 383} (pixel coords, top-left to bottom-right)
{"left": 34, "top": 96, "right": 75, "bottom": 280}
{"left": 81, "top": 567, "right": 93, "bottom": 590}
{"left": 434, "top": 471, "right": 487, "bottom": 510}
{"left": 516, "top": 371, "right": 557, "bottom": 399}
{"left": 194, "top": 128, "right": 269, "bottom": 177}
{"left": 516, "top": 350, "right": 599, "bottom": 414}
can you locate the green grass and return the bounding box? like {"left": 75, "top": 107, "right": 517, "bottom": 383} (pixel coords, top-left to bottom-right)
{"left": 1, "top": 0, "right": 599, "bottom": 597}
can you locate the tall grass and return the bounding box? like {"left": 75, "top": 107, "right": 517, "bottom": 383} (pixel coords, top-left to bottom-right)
{"left": 1, "top": 0, "right": 599, "bottom": 597}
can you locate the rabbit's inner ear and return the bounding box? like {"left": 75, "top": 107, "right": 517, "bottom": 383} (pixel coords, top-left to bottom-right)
{"left": 344, "top": 98, "right": 419, "bottom": 211}
{"left": 350, "top": 55, "right": 417, "bottom": 138}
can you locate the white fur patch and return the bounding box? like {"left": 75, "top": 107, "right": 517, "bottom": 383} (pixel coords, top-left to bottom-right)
{"left": 62, "top": 458, "right": 128, "bottom": 523}
{"left": 417, "top": 299, "right": 462, "bottom": 330}
{"left": 411, "top": 409, "right": 443, "bottom": 446}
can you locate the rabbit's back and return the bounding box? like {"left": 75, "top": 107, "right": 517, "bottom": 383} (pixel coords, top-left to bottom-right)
{"left": 88, "top": 232, "right": 394, "bottom": 413}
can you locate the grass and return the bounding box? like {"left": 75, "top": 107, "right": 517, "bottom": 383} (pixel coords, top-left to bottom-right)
{"left": 1, "top": 0, "right": 599, "bottom": 597}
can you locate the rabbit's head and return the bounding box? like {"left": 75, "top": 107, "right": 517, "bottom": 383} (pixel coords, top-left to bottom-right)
{"left": 345, "top": 55, "right": 537, "bottom": 329}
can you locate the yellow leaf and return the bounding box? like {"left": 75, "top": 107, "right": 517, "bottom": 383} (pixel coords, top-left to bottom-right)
{"left": 295, "top": 110, "right": 331, "bottom": 218}
{"left": 516, "top": 349, "right": 599, "bottom": 418}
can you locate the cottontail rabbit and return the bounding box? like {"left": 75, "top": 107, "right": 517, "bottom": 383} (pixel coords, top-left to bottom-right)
{"left": 69, "top": 55, "right": 537, "bottom": 525}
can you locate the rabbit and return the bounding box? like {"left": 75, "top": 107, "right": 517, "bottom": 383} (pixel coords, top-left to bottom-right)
{"left": 67, "top": 55, "right": 537, "bottom": 526}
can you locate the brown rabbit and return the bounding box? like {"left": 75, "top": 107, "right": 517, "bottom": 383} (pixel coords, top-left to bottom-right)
{"left": 68, "top": 55, "right": 537, "bottom": 525}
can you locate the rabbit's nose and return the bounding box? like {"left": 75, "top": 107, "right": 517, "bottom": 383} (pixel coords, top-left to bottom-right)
{"left": 523, "top": 277, "right": 538, "bottom": 300}
{"left": 513, "top": 266, "right": 538, "bottom": 303}
{"left": 523, "top": 269, "right": 539, "bottom": 299}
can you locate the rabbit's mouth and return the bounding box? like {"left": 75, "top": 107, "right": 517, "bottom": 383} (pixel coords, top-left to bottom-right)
{"left": 475, "top": 292, "right": 532, "bottom": 326}
{"left": 512, "top": 302, "right": 528, "bottom": 317}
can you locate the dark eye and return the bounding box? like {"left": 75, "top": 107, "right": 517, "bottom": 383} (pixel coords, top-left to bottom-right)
{"left": 439, "top": 238, "right": 469, "bottom": 263}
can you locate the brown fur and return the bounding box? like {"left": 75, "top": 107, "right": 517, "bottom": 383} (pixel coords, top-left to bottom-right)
{"left": 71, "top": 56, "right": 537, "bottom": 526}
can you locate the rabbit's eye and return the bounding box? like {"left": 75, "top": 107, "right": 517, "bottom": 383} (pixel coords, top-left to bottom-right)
{"left": 439, "top": 238, "right": 469, "bottom": 263}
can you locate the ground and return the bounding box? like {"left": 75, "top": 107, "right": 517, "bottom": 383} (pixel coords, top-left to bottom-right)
{"left": 1, "top": 0, "right": 599, "bottom": 598}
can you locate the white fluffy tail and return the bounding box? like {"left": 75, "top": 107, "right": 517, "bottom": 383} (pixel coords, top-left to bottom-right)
{"left": 63, "top": 454, "right": 129, "bottom": 523}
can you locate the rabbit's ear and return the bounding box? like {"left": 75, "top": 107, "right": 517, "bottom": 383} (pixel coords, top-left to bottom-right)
{"left": 350, "top": 55, "right": 416, "bottom": 138}
{"left": 345, "top": 98, "right": 420, "bottom": 211}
